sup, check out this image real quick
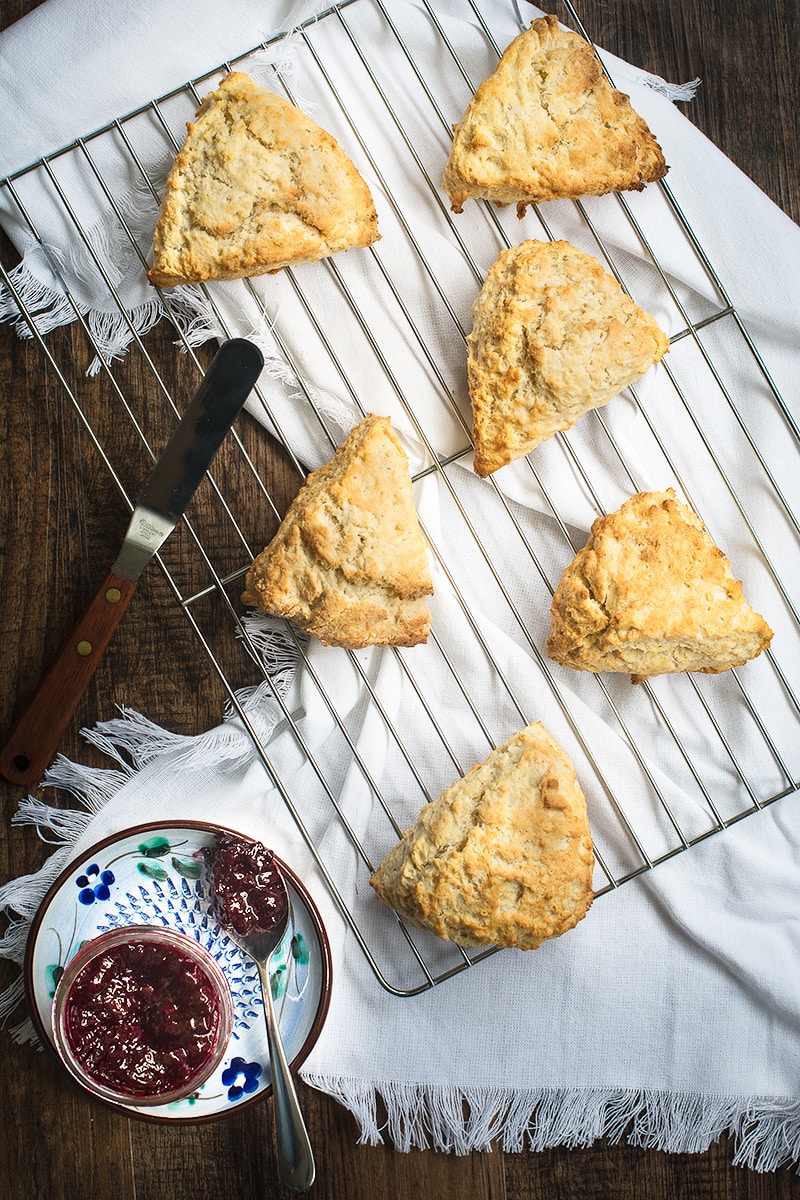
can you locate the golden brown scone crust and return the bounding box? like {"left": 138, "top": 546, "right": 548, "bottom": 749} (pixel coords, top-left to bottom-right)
{"left": 370, "top": 722, "right": 594, "bottom": 950}
{"left": 242, "top": 414, "right": 433, "bottom": 648}
{"left": 468, "top": 239, "right": 668, "bottom": 476}
{"left": 443, "top": 14, "right": 667, "bottom": 214}
{"left": 547, "top": 490, "right": 773, "bottom": 682}
{"left": 149, "top": 72, "right": 379, "bottom": 287}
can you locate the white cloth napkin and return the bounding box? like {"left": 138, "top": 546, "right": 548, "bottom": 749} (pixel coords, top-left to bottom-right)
{"left": 2, "top": 0, "right": 800, "bottom": 1168}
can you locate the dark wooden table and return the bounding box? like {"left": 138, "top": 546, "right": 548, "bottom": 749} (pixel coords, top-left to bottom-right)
{"left": 2, "top": 2, "right": 798, "bottom": 1197}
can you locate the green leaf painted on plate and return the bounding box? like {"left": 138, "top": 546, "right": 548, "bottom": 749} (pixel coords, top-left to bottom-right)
{"left": 271, "top": 963, "right": 287, "bottom": 1000}
{"left": 45, "top": 964, "right": 63, "bottom": 999}
{"left": 167, "top": 1091, "right": 202, "bottom": 1110}
{"left": 136, "top": 861, "right": 168, "bottom": 881}
{"left": 291, "top": 933, "right": 309, "bottom": 965}
{"left": 137, "top": 837, "right": 172, "bottom": 858}
{"left": 171, "top": 856, "right": 203, "bottom": 879}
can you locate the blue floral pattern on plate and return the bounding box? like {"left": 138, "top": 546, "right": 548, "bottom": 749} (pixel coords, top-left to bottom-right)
{"left": 26, "top": 823, "right": 330, "bottom": 1122}
{"left": 75, "top": 863, "right": 116, "bottom": 905}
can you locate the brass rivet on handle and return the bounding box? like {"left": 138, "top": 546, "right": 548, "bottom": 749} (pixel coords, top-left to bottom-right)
{"left": 105, "top": 587, "right": 122, "bottom": 604}
{"left": 76, "top": 641, "right": 93, "bottom": 657}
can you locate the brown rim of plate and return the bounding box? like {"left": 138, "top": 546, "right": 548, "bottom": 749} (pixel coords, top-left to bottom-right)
{"left": 23, "top": 818, "right": 334, "bottom": 1125}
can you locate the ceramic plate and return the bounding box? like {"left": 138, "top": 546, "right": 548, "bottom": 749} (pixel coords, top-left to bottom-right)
{"left": 25, "top": 821, "right": 332, "bottom": 1123}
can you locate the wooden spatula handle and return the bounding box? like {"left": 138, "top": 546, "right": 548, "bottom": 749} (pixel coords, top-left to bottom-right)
{"left": 0, "top": 568, "right": 138, "bottom": 787}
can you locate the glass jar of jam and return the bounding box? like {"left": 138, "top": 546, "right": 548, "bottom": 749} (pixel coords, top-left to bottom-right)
{"left": 51, "top": 926, "right": 233, "bottom": 1106}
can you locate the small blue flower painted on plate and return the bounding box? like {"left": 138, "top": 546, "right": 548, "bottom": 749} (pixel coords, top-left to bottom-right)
{"left": 222, "top": 1057, "right": 263, "bottom": 1101}
{"left": 75, "top": 863, "right": 116, "bottom": 904}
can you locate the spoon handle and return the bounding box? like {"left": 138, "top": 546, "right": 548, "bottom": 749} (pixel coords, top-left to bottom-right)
{"left": 258, "top": 961, "right": 316, "bottom": 1192}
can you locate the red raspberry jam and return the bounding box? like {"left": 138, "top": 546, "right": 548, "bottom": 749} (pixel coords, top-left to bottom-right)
{"left": 55, "top": 929, "right": 229, "bottom": 1103}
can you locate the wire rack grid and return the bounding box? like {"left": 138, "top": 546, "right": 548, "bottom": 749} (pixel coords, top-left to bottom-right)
{"left": 1, "top": 0, "right": 799, "bottom": 996}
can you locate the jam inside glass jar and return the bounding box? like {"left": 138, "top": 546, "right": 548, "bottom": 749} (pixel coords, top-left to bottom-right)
{"left": 52, "top": 926, "right": 232, "bottom": 1105}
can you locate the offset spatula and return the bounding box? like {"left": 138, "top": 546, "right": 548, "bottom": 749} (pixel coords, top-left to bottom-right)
{"left": 0, "top": 337, "right": 264, "bottom": 787}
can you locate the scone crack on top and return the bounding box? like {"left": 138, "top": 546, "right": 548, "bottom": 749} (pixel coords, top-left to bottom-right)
{"left": 149, "top": 71, "right": 380, "bottom": 287}
{"left": 443, "top": 14, "right": 667, "bottom": 215}
{"left": 547, "top": 489, "right": 773, "bottom": 682}
{"left": 369, "top": 721, "right": 595, "bottom": 951}
{"left": 241, "top": 414, "right": 433, "bottom": 649}
{"left": 467, "top": 239, "right": 669, "bottom": 476}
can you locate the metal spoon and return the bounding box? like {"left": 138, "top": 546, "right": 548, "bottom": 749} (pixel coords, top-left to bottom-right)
{"left": 208, "top": 838, "right": 315, "bottom": 1192}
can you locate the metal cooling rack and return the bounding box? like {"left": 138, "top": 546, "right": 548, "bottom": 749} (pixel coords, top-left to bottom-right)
{"left": 2, "top": 0, "right": 798, "bottom": 995}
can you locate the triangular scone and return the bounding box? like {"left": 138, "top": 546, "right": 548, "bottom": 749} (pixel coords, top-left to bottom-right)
{"left": 370, "top": 722, "right": 594, "bottom": 950}
{"left": 468, "top": 240, "right": 668, "bottom": 476}
{"left": 241, "top": 415, "right": 433, "bottom": 648}
{"left": 149, "top": 72, "right": 379, "bottom": 287}
{"left": 547, "top": 490, "right": 773, "bottom": 683}
{"left": 443, "top": 14, "right": 667, "bottom": 215}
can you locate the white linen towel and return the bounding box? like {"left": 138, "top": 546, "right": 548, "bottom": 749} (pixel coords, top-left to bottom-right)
{"left": 1, "top": 0, "right": 799, "bottom": 1168}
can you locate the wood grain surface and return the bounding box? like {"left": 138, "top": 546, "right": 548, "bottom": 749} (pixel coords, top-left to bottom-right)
{"left": 1, "top": 2, "right": 798, "bottom": 1198}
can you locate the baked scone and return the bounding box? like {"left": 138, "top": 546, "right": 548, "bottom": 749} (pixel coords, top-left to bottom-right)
{"left": 242, "top": 414, "right": 433, "bottom": 648}
{"left": 149, "top": 72, "right": 379, "bottom": 287}
{"left": 468, "top": 239, "right": 668, "bottom": 476}
{"left": 547, "top": 490, "right": 773, "bottom": 682}
{"left": 443, "top": 14, "right": 667, "bottom": 215}
{"left": 370, "top": 722, "right": 594, "bottom": 950}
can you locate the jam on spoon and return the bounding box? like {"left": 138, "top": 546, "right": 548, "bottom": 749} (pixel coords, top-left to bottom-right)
{"left": 206, "top": 836, "right": 289, "bottom": 938}
{"left": 206, "top": 836, "right": 315, "bottom": 1192}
